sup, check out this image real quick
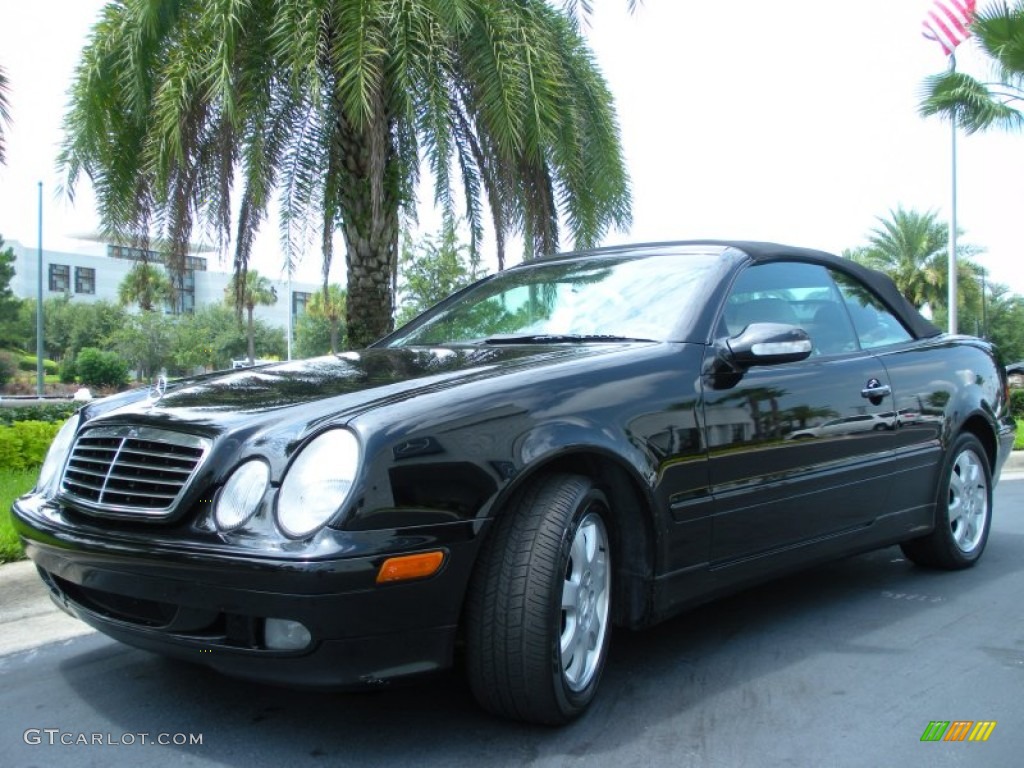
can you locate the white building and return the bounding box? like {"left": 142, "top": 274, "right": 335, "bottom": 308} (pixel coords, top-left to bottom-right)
{"left": 6, "top": 240, "right": 322, "bottom": 334}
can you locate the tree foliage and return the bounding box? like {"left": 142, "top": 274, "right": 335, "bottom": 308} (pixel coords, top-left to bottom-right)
{"left": 13, "top": 297, "right": 127, "bottom": 364}
{"left": 293, "top": 311, "right": 334, "bottom": 359}
{"left": 171, "top": 304, "right": 284, "bottom": 373}
{"left": 968, "top": 282, "right": 1024, "bottom": 360}
{"left": 306, "top": 284, "right": 346, "bottom": 354}
{"left": 75, "top": 347, "right": 129, "bottom": 389}
{"left": 847, "top": 206, "right": 983, "bottom": 329}
{"left": 0, "top": 63, "right": 10, "bottom": 165}
{"left": 109, "top": 311, "right": 174, "bottom": 381}
{"left": 58, "top": 0, "right": 631, "bottom": 348}
{"left": 920, "top": 1, "right": 1024, "bottom": 133}
{"left": 224, "top": 269, "right": 277, "bottom": 364}
{"left": 396, "top": 224, "right": 482, "bottom": 327}
{"left": 118, "top": 262, "right": 173, "bottom": 312}
{"left": 0, "top": 236, "right": 19, "bottom": 340}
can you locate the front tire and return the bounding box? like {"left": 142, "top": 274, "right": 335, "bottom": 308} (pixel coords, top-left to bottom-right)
{"left": 900, "top": 433, "right": 992, "bottom": 569}
{"left": 465, "top": 473, "right": 612, "bottom": 724}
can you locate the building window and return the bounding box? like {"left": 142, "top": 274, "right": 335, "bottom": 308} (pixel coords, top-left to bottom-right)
{"left": 48, "top": 264, "right": 70, "bottom": 292}
{"left": 107, "top": 244, "right": 207, "bottom": 272}
{"left": 293, "top": 291, "right": 312, "bottom": 318}
{"left": 75, "top": 267, "right": 96, "bottom": 295}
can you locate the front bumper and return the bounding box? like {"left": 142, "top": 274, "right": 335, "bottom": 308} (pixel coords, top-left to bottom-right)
{"left": 12, "top": 496, "right": 484, "bottom": 689}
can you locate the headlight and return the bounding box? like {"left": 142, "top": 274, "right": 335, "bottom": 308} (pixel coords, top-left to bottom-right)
{"left": 277, "top": 428, "right": 360, "bottom": 538}
{"left": 215, "top": 459, "right": 270, "bottom": 532}
{"left": 36, "top": 412, "right": 80, "bottom": 496}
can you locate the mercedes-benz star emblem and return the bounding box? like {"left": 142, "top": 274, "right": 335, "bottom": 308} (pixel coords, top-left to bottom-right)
{"left": 148, "top": 374, "right": 168, "bottom": 405}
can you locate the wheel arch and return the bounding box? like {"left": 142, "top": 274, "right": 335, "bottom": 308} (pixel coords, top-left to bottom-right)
{"left": 958, "top": 412, "right": 997, "bottom": 472}
{"left": 480, "top": 448, "right": 659, "bottom": 630}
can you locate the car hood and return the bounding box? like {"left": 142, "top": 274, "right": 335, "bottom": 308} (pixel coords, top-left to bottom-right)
{"left": 85, "top": 344, "right": 645, "bottom": 434}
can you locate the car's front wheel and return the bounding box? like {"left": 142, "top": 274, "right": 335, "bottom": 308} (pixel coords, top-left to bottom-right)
{"left": 900, "top": 432, "right": 992, "bottom": 569}
{"left": 465, "top": 473, "right": 612, "bottom": 724}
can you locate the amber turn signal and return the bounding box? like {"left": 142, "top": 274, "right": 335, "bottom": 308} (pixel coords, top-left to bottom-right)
{"left": 376, "top": 551, "right": 445, "bottom": 584}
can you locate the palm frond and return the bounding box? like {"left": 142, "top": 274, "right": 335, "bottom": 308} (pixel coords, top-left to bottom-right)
{"left": 920, "top": 70, "right": 1024, "bottom": 133}
{"left": 0, "top": 63, "right": 12, "bottom": 165}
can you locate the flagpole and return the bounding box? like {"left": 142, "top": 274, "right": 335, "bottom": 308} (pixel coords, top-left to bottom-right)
{"left": 948, "top": 52, "right": 958, "bottom": 335}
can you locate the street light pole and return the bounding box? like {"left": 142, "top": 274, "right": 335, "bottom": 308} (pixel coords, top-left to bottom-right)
{"left": 286, "top": 266, "right": 293, "bottom": 361}
{"left": 36, "top": 181, "right": 44, "bottom": 397}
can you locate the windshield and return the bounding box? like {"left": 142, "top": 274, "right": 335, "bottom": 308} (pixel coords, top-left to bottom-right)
{"left": 385, "top": 253, "right": 723, "bottom": 347}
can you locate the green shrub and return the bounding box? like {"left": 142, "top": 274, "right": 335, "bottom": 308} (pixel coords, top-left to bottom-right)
{"left": 0, "top": 421, "right": 61, "bottom": 470}
{"left": 0, "top": 402, "right": 79, "bottom": 426}
{"left": 0, "top": 350, "right": 16, "bottom": 386}
{"left": 59, "top": 356, "right": 77, "bottom": 384}
{"left": 17, "top": 355, "right": 58, "bottom": 375}
{"left": 1011, "top": 389, "right": 1024, "bottom": 420}
{"left": 76, "top": 347, "right": 128, "bottom": 389}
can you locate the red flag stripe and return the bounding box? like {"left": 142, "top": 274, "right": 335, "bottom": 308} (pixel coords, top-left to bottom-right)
{"left": 922, "top": 0, "right": 976, "bottom": 55}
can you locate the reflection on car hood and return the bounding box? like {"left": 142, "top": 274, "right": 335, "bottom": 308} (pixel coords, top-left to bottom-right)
{"left": 90, "top": 345, "right": 641, "bottom": 431}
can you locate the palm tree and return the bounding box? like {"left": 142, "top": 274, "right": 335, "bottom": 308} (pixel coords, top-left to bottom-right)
{"left": 920, "top": 1, "right": 1024, "bottom": 133}
{"left": 58, "top": 0, "right": 631, "bottom": 349}
{"left": 307, "top": 284, "right": 347, "bottom": 354}
{"left": 850, "top": 207, "right": 983, "bottom": 326}
{"left": 0, "top": 63, "right": 11, "bottom": 165}
{"left": 852, "top": 207, "right": 948, "bottom": 309}
{"left": 118, "top": 262, "right": 173, "bottom": 312}
{"left": 224, "top": 270, "right": 277, "bottom": 364}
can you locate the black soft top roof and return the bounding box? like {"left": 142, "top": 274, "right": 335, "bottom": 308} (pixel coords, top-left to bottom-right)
{"left": 550, "top": 239, "right": 943, "bottom": 341}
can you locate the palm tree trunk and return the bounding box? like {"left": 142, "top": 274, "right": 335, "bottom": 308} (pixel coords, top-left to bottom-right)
{"left": 336, "top": 115, "right": 399, "bottom": 349}
{"left": 330, "top": 318, "right": 339, "bottom": 354}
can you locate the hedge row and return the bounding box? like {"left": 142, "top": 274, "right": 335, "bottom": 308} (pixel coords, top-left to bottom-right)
{"left": 1012, "top": 388, "right": 1024, "bottom": 420}
{"left": 0, "top": 421, "right": 62, "bottom": 471}
{"left": 0, "top": 402, "right": 79, "bottom": 427}
{"left": 17, "top": 356, "right": 59, "bottom": 375}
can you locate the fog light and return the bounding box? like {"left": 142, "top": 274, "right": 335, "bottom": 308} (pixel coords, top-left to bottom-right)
{"left": 264, "top": 618, "right": 312, "bottom": 650}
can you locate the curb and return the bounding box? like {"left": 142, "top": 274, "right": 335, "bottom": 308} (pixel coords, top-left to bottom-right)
{"left": 0, "top": 560, "right": 94, "bottom": 656}
{"left": 1003, "top": 449, "right": 1024, "bottom": 474}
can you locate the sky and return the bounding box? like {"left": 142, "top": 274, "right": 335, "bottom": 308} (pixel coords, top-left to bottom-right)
{"left": 1, "top": 0, "right": 1023, "bottom": 296}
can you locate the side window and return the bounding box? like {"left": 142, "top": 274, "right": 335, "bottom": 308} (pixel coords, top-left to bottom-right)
{"left": 721, "top": 262, "right": 858, "bottom": 356}
{"left": 833, "top": 272, "right": 913, "bottom": 349}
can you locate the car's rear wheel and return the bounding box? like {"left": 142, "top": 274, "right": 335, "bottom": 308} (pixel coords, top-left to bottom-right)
{"left": 900, "top": 432, "right": 992, "bottom": 569}
{"left": 465, "top": 473, "right": 612, "bottom": 724}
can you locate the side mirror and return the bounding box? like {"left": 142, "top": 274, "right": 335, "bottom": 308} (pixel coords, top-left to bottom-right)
{"left": 727, "top": 323, "right": 812, "bottom": 367}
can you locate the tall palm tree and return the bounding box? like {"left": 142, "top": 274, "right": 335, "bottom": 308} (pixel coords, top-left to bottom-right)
{"left": 850, "top": 207, "right": 983, "bottom": 326}
{"left": 117, "top": 262, "right": 173, "bottom": 312}
{"left": 920, "top": 1, "right": 1024, "bottom": 133}
{"left": 307, "top": 283, "right": 346, "bottom": 354}
{"left": 224, "top": 269, "right": 277, "bottom": 364}
{"left": 0, "top": 63, "right": 11, "bottom": 165}
{"left": 58, "top": 0, "right": 631, "bottom": 348}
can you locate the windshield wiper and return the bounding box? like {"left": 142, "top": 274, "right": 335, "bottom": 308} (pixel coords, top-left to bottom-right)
{"left": 480, "top": 333, "right": 655, "bottom": 345}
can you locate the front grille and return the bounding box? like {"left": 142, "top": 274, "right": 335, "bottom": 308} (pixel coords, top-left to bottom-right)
{"left": 60, "top": 425, "right": 211, "bottom": 519}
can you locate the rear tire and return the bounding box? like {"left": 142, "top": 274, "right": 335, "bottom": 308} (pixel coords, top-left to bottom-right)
{"left": 465, "top": 473, "right": 612, "bottom": 724}
{"left": 900, "top": 433, "right": 992, "bottom": 570}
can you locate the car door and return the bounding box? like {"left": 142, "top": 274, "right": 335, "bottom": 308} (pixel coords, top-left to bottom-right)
{"left": 832, "top": 270, "right": 948, "bottom": 516}
{"left": 703, "top": 260, "right": 899, "bottom": 564}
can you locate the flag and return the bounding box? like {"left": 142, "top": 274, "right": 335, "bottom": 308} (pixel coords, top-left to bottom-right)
{"left": 922, "top": 0, "right": 977, "bottom": 55}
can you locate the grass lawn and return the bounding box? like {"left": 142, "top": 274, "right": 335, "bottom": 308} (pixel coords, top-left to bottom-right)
{"left": 0, "top": 469, "right": 37, "bottom": 563}
{"left": 1017, "top": 420, "right": 1024, "bottom": 452}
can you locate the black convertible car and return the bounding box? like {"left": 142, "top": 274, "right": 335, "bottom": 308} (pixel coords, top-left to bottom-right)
{"left": 12, "top": 241, "right": 1016, "bottom": 724}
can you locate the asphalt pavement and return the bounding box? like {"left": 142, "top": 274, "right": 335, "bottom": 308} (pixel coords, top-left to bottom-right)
{"left": 3, "top": 452, "right": 1023, "bottom": 657}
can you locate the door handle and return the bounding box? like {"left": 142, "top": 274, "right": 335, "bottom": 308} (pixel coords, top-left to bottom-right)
{"left": 861, "top": 379, "right": 891, "bottom": 400}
